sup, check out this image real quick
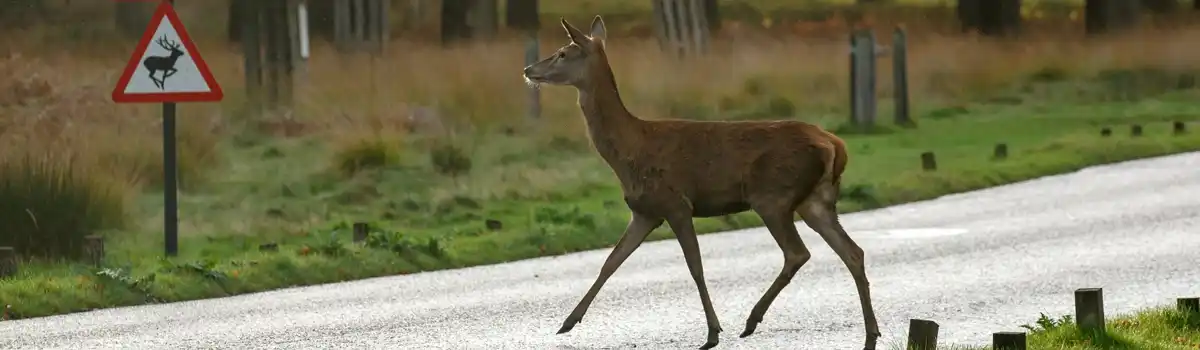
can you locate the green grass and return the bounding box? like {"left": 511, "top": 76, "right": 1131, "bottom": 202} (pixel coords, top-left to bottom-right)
{"left": 3, "top": 68, "right": 1200, "bottom": 323}
{"left": 889, "top": 306, "right": 1200, "bottom": 349}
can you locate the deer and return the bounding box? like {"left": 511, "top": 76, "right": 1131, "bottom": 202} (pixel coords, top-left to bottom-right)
{"left": 522, "top": 16, "right": 881, "bottom": 350}
{"left": 142, "top": 35, "right": 184, "bottom": 90}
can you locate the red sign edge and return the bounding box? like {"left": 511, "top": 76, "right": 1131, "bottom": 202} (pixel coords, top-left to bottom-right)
{"left": 111, "top": 0, "right": 224, "bottom": 103}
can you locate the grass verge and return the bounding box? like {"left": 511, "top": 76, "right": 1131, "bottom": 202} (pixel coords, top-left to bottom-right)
{"left": 3, "top": 4, "right": 1200, "bottom": 326}
{"left": 893, "top": 306, "right": 1200, "bottom": 349}
{"left": 2, "top": 94, "right": 1199, "bottom": 320}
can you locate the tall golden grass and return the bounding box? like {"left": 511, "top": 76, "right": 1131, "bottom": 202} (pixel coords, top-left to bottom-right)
{"left": 2, "top": 7, "right": 1200, "bottom": 257}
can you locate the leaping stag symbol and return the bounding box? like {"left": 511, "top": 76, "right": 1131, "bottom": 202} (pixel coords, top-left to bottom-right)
{"left": 142, "top": 35, "right": 184, "bottom": 90}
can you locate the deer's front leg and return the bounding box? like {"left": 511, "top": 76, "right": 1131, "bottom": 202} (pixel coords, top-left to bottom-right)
{"left": 558, "top": 211, "right": 662, "bottom": 334}
{"left": 667, "top": 215, "right": 722, "bottom": 350}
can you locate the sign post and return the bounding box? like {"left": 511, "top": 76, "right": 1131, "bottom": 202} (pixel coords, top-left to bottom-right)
{"left": 111, "top": 0, "right": 223, "bottom": 257}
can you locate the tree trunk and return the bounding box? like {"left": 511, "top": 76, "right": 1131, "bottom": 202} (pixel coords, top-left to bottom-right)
{"left": 1086, "top": 0, "right": 1141, "bottom": 36}
{"left": 115, "top": 2, "right": 154, "bottom": 38}
{"left": 1142, "top": 0, "right": 1178, "bottom": 13}
{"left": 956, "top": 0, "right": 982, "bottom": 33}
{"left": 441, "top": 0, "right": 471, "bottom": 45}
{"left": 466, "top": 0, "right": 498, "bottom": 41}
{"left": 703, "top": 0, "right": 720, "bottom": 32}
{"left": 505, "top": 0, "right": 539, "bottom": 31}
{"left": 228, "top": 0, "right": 244, "bottom": 43}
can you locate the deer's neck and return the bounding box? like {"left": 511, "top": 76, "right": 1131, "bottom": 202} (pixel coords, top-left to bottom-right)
{"left": 577, "top": 62, "right": 641, "bottom": 165}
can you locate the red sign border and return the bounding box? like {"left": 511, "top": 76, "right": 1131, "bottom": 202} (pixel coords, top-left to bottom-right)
{"left": 111, "top": 0, "right": 223, "bottom": 103}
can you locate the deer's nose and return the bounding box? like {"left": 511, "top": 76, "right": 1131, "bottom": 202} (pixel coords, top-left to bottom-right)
{"left": 523, "top": 66, "right": 533, "bottom": 76}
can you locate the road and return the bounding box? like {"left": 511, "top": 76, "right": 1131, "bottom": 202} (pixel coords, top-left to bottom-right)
{"left": 3, "top": 152, "right": 1200, "bottom": 350}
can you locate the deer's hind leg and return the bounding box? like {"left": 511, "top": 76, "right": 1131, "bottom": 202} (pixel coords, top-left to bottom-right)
{"left": 797, "top": 182, "right": 880, "bottom": 350}
{"left": 739, "top": 201, "right": 812, "bottom": 338}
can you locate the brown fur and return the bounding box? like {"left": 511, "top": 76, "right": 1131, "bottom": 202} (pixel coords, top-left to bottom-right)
{"left": 523, "top": 16, "right": 879, "bottom": 350}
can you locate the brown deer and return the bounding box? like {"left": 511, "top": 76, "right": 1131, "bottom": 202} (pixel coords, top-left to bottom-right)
{"left": 522, "top": 16, "right": 880, "bottom": 350}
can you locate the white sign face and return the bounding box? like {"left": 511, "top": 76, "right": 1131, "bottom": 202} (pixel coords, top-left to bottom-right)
{"left": 111, "top": 1, "right": 221, "bottom": 103}
{"left": 122, "top": 17, "right": 210, "bottom": 94}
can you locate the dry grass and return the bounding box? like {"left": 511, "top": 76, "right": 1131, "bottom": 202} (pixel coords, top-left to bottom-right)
{"left": 0, "top": 1, "right": 1194, "bottom": 240}
{"left": 4, "top": 5, "right": 1200, "bottom": 319}
{"left": 2, "top": 16, "right": 1200, "bottom": 239}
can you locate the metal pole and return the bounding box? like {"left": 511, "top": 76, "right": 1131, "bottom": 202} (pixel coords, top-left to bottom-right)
{"left": 163, "top": 0, "right": 178, "bottom": 257}
{"left": 162, "top": 102, "right": 178, "bottom": 256}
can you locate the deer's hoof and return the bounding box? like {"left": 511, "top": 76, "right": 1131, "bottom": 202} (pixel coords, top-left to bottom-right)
{"left": 863, "top": 330, "right": 881, "bottom": 349}
{"left": 739, "top": 323, "right": 757, "bottom": 338}
{"left": 556, "top": 317, "right": 581, "bottom": 334}
{"left": 699, "top": 327, "right": 721, "bottom": 349}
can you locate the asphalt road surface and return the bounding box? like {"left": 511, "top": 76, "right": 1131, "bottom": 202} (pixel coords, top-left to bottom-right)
{"left": 3, "top": 152, "right": 1199, "bottom": 350}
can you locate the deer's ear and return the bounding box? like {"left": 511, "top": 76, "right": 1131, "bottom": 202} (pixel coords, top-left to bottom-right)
{"left": 589, "top": 15, "right": 607, "bottom": 42}
{"left": 561, "top": 17, "right": 588, "bottom": 44}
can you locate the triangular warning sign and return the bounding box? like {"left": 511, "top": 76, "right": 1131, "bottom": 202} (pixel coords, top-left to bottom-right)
{"left": 112, "top": 0, "right": 223, "bottom": 103}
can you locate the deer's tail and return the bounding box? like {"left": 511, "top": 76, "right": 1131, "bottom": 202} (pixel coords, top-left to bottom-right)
{"left": 815, "top": 134, "right": 848, "bottom": 192}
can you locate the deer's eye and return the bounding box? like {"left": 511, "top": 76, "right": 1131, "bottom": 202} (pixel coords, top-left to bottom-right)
{"left": 556, "top": 52, "right": 566, "bottom": 59}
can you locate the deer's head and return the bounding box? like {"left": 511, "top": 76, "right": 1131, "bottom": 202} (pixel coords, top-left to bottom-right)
{"left": 523, "top": 16, "right": 609, "bottom": 89}
{"left": 156, "top": 36, "right": 183, "bottom": 57}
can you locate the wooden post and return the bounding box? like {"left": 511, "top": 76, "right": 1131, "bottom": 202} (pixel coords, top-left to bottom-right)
{"left": 687, "top": 0, "right": 710, "bottom": 55}
{"left": 957, "top": 0, "right": 982, "bottom": 33}
{"left": 851, "top": 30, "right": 878, "bottom": 131}
{"left": 467, "top": 0, "right": 499, "bottom": 41}
{"left": 83, "top": 235, "right": 105, "bottom": 266}
{"left": 1178, "top": 297, "right": 1200, "bottom": 314}
{"left": 116, "top": 1, "right": 154, "bottom": 38}
{"left": 1143, "top": 0, "right": 1178, "bottom": 13}
{"left": 485, "top": 219, "right": 503, "bottom": 231}
{"left": 334, "top": 0, "right": 350, "bottom": 50}
{"left": 1074, "top": 288, "right": 1106, "bottom": 336}
{"left": 654, "top": 0, "right": 710, "bottom": 58}
{"left": 992, "top": 331, "right": 1027, "bottom": 350}
{"left": 958, "top": 0, "right": 1020, "bottom": 36}
{"left": 1101, "top": 127, "right": 1112, "bottom": 137}
{"left": 921, "top": 152, "right": 937, "bottom": 171}
{"left": 508, "top": 0, "right": 541, "bottom": 121}
{"left": 864, "top": 30, "right": 877, "bottom": 129}
{"left": 353, "top": 222, "right": 369, "bottom": 242}
{"left": 228, "top": 0, "right": 245, "bottom": 43}
{"left": 441, "top": 0, "right": 471, "bottom": 45}
{"left": 1131, "top": 124, "right": 1143, "bottom": 137}
{"left": 849, "top": 31, "right": 857, "bottom": 126}
{"left": 982, "top": 0, "right": 1022, "bottom": 36}
{"left": 1173, "top": 121, "right": 1186, "bottom": 134}
{"left": 702, "top": 0, "right": 720, "bottom": 32}
{"left": 287, "top": 0, "right": 308, "bottom": 89}
{"left": 1086, "top": 0, "right": 1140, "bottom": 36}
{"left": 262, "top": 0, "right": 294, "bottom": 109}
{"left": 241, "top": 0, "right": 264, "bottom": 111}
{"left": 993, "top": 143, "right": 1008, "bottom": 160}
{"left": 377, "top": 0, "right": 390, "bottom": 54}
{"left": 892, "top": 26, "right": 912, "bottom": 127}
{"left": 0, "top": 247, "right": 16, "bottom": 278}
{"left": 335, "top": 0, "right": 387, "bottom": 53}
{"left": 907, "top": 319, "right": 939, "bottom": 350}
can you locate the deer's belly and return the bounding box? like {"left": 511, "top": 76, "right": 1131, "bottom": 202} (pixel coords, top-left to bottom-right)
{"left": 691, "top": 201, "right": 750, "bottom": 218}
